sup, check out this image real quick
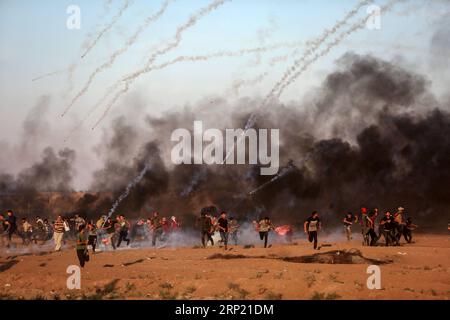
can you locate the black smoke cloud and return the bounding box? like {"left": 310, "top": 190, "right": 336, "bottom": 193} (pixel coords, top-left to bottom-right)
{"left": 86, "top": 53, "right": 448, "bottom": 227}
{"left": 2, "top": 53, "right": 450, "bottom": 228}
{"left": 0, "top": 146, "right": 77, "bottom": 215}
{"left": 0, "top": 147, "right": 76, "bottom": 194}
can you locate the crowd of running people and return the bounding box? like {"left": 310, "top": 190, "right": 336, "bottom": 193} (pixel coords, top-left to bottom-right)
{"left": 301, "top": 207, "right": 418, "bottom": 250}
{"left": 0, "top": 205, "right": 418, "bottom": 266}
{"left": 0, "top": 210, "right": 181, "bottom": 251}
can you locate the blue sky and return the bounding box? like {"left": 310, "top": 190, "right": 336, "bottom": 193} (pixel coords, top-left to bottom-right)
{"left": 0, "top": 0, "right": 448, "bottom": 184}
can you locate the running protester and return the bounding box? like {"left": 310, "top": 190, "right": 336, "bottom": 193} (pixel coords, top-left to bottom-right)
{"left": 217, "top": 212, "right": 229, "bottom": 250}
{"left": 258, "top": 217, "right": 274, "bottom": 248}
{"left": 394, "top": 207, "right": 407, "bottom": 243}
{"left": 342, "top": 212, "right": 354, "bottom": 241}
{"left": 87, "top": 222, "right": 97, "bottom": 252}
{"left": 0, "top": 215, "right": 8, "bottom": 247}
{"left": 198, "top": 212, "right": 214, "bottom": 248}
{"left": 228, "top": 217, "right": 239, "bottom": 245}
{"left": 304, "top": 211, "right": 321, "bottom": 250}
{"left": 117, "top": 215, "right": 131, "bottom": 247}
{"left": 21, "top": 218, "right": 33, "bottom": 245}
{"left": 76, "top": 224, "right": 90, "bottom": 267}
{"left": 53, "top": 215, "right": 65, "bottom": 251}
{"left": 103, "top": 217, "right": 117, "bottom": 250}
{"left": 6, "top": 210, "right": 19, "bottom": 244}
{"left": 379, "top": 211, "right": 398, "bottom": 246}
{"left": 360, "top": 207, "right": 370, "bottom": 246}
{"left": 404, "top": 217, "right": 418, "bottom": 243}
{"left": 150, "top": 212, "right": 164, "bottom": 246}
{"left": 367, "top": 208, "right": 379, "bottom": 246}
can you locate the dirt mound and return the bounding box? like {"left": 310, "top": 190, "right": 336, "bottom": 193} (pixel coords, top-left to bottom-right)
{"left": 282, "top": 249, "right": 392, "bottom": 265}
{"left": 208, "top": 253, "right": 249, "bottom": 260}
{"left": 208, "top": 249, "right": 392, "bottom": 265}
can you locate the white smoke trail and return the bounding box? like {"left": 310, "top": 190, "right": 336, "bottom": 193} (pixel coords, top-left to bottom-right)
{"left": 90, "top": 0, "right": 232, "bottom": 128}
{"left": 274, "top": 0, "right": 400, "bottom": 100}
{"left": 231, "top": 72, "right": 269, "bottom": 96}
{"left": 222, "top": 0, "right": 399, "bottom": 164}
{"left": 61, "top": 0, "right": 173, "bottom": 117}
{"left": 90, "top": 41, "right": 305, "bottom": 129}
{"left": 180, "top": 168, "right": 207, "bottom": 197}
{"left": 122, "top": 41, "right": 305, "bottom": 82}
{"left": 247, "top": 155, "right": 312, "bottom": 195}
{"left": 32, "top": 70, "right": 65, "bottom": 82}
{"left": 63, "top": 82, "right": 121, "bottom": 142}
{"left": 64, "top": 0, "right": 115, "bottom": 95}
{"left": 266, "top": 0, "right": 372, "bottom": 101}
{"left": 232, "top": 0, "right": 370, "bottom": 100}
{"left": 81, "top": 0, "right": 134, "bottom": 59}
{"left": 106, "top": 163, "right": 150, "bottom": 220}
{"left": 248, "top": 165, "right": 296, "bottom": 196}
{"left": 61, "top": 42, "right": 298, "bottom": 136}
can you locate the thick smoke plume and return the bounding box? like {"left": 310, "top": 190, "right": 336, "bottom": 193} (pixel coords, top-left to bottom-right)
{"left": 2, "top": 52, "right": 450, "bottom": 230}
{"left": 80, "top": 53, "right": 449, "bottom": 229}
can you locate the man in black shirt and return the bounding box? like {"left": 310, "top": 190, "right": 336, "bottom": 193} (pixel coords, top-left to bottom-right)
{"left": 217, "top": 211, "right": 229, "bottom": 250}
{"left": 6, "top": 210, "right": 18, "bottom": 243}
{"left": 304, "top": 211, "right": 321, "bottom": 250}
{"left": 380, "top": 211, "right": 397, "bottom": 246}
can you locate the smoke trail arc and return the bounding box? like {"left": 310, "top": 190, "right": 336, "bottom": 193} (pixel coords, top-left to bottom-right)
{"left": 273, "top": 0, "right": 399, "bottom": 100}
{"left": 89, "top": 41, "right": 303, "bottom": 130}
{"left": 62, "top": 41, "right": 301, "bottom": 137}
{"left": 104, "top": 163, "right": 150, "bottom": 223}
{"left": 81, "top": 0, "right": 134, "bottom": 59}
{"left": 267, "top": 0, "right": 372, "bottom": 101}
{"left": 90, "top": 0, "right": 231, "bottom": 128}
{"left": 222, "top": 0, "right": 401, "bottom": 164}
{"left": 61, "top": 0, "right": 173, "bottom": 118}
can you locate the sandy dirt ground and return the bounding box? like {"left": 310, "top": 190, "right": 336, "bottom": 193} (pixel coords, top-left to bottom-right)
{"left": 0, "top": 233, "right": 449, "bottom": 300}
